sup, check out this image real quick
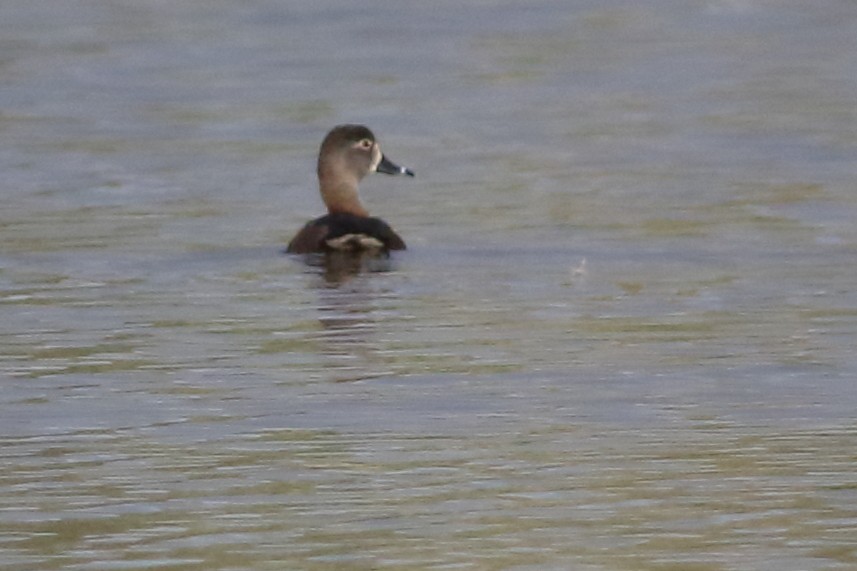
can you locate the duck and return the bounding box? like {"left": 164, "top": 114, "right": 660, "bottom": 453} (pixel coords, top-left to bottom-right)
{"left": 286, "top": 124, "right": 414, "bottom": 254}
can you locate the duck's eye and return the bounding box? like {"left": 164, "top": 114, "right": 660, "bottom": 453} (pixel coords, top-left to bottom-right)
{"left": 358, "top": 139, "right": 373, "bottom": 150}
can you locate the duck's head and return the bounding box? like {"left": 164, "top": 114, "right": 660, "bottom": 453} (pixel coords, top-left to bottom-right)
{"left": 316, "top": 125, "right": 413, "bottom": 216}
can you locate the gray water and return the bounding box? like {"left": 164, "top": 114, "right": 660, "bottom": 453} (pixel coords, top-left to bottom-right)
{"left": 2, "top": 1, "right": 857, "bottom": 569}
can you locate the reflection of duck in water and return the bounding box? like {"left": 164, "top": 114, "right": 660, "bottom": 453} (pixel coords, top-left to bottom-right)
{"left": 287, "top": 125, "right": 414, "bottom": 254}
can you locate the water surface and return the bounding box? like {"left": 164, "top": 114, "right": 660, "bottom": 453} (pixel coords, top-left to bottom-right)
{"left": 2, "top": 1, "right": 856, "bottom": 569}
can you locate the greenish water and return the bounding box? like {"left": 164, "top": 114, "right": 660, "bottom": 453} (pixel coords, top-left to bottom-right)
{"left": 2, "top": 1, "right": 856, "bottom": 570}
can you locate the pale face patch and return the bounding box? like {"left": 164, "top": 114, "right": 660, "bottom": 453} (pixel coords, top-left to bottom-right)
{"left": 346, "top": 138, "right": 381, "bottom": 174}
{"left": 369, "top": 144, "right": 383, "bottom": 172}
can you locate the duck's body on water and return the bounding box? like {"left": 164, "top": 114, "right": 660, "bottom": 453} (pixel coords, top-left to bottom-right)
{"left": 287, "top": 125, "right": 413, "bottom": 254}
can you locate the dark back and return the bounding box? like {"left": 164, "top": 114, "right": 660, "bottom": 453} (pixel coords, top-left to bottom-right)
{"left": 287, "top": 213, "right": 406, "bottom": 253}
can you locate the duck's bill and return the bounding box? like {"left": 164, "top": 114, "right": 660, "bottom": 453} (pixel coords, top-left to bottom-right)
{"left": 376, "top": 155, "right": 415, "bottom": 177}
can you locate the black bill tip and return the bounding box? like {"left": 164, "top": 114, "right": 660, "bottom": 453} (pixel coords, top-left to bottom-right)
{"left": 377, "top": 155, "right": 415, "bottom": 177}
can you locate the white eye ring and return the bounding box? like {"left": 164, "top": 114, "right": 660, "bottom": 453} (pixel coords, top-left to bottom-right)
{"left": 359, "top": 139, "right": 372, "bottom": 149}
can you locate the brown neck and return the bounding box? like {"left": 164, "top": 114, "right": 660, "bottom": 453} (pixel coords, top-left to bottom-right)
{"left": 318, "top": 151, "right": 370, "bottom": 217}
{"left": 319, "top": 175, "right": 369, "bottom": 217}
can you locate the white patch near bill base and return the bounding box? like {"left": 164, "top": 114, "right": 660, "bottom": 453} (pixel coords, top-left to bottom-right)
{"left": 326, "top": 234, "right": 384, "bottom": 250}
{"left": 369, "top": 145, "right": 382, "bottom": 172}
